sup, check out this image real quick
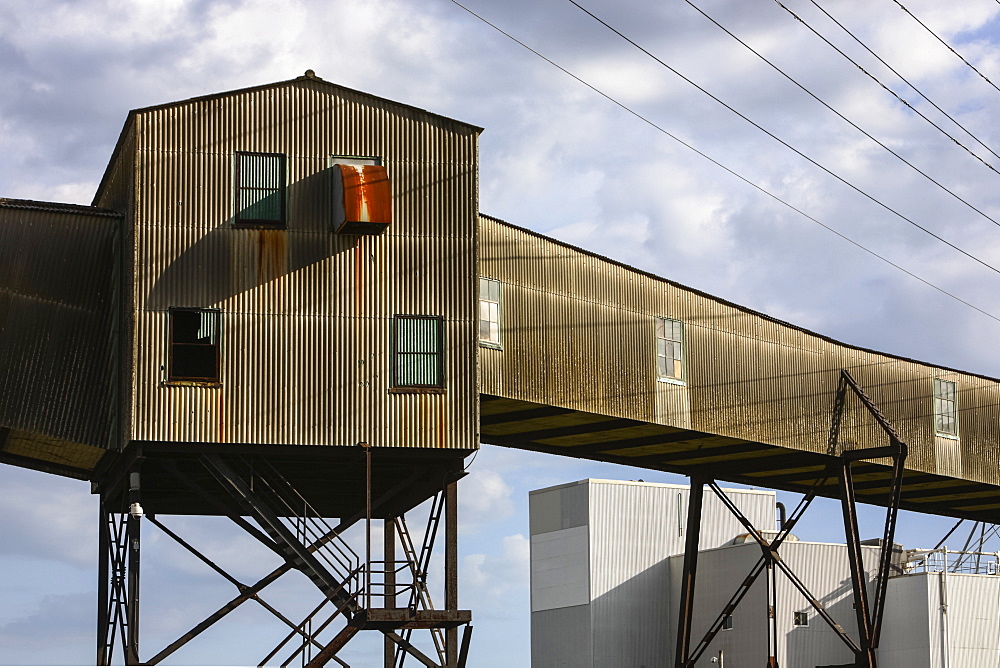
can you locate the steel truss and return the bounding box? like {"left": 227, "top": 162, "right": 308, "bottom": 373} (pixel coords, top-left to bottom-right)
{"left": 674, "top": 370, "right": 908, "bottom": 668}
{"left": 96, "top": 446, "right": 472, "bottom": 667}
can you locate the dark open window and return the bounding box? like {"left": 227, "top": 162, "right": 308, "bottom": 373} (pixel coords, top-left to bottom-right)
{"left": 169, "top": 308, "right": 221, "bottom": 382}
{"left": 392, "top": 315, "right": 444, "bottom": 389}
{"left": 235, "top": 151, "right": 285, "bottom": 226}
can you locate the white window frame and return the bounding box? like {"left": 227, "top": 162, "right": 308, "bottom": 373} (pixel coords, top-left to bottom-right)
{"left": 794, "top": 611, "right": 809, "bottom": 627}
{"left": 656, "top": 317, "right": 685, "bottom": 385}
{"left": 479, "top": 277, "right": 502, "bottom": 349}
{"left": 934, "top": 377, "right": 959, "bottom": 439}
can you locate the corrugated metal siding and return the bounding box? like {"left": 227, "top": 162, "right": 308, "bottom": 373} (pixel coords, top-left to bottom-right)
{"left": 94, "top": 122, "right": 137, "bottom": 451}
{"left": 479, "top": 215, "right": 1000, "bottom": 483}
{"left": 524, "top": 480, "right": 773, "bottom": 667}
{"left": 0, "top": 204, "right": 119, "bottom": 465}
{"left": 129, "top": 80, "right": 478, "bottom": 449}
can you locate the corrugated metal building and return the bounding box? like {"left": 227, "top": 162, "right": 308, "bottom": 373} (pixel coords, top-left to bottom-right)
{"left": 529, "top": 479, "right": 775, "bottom": 666}
{"left": 1, "top": 72, "right": 482, "bottom": 516}
{"left": 530, "top": 479, "right": 1000, "bottom": 668}
{"left": 479, "top": 214, "right": 1000, "bottom": 522}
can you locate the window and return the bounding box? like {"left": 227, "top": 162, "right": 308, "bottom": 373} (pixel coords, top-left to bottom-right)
{"left": 934, "top": 378, "right": 958, "bottom": 437}
{"left": 656, "top": 317, "right": 685, "bottom": 382}
{"left": 479, "top": 277, "right": 501, "bottom": 347}
{"left": 722, "top": 615, "right": 734, "bottom": 630}
{"left": 794, "top": 611, "right": 809, "bottom": 627}
{"left": 235, "top": 152, "right": 285, "bottom": 226}
{"left": 168, "top": 308, "right": 221, "bottom": 383}
{"left": 392, "top": 315, "right": 444, "bottom": 389}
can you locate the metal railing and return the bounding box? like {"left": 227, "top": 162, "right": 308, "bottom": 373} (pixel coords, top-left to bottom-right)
{"left": 902, "top": 546, "right": 1000, "bottom": 575}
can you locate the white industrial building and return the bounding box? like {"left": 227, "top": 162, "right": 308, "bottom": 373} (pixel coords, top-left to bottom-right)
{"left": 529, "top": 479, "right": 1000, "bottom": 667}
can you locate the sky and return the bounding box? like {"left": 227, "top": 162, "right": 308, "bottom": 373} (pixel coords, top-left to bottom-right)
{"left": 3, "top": 0, "right": 1000, "bottom": 664}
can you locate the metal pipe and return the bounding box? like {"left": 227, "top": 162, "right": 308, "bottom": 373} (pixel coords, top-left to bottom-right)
{"left": 939, "top": 548, "right": 950, "bottom": 668}
{"left": 775, "top": 502, "right": 786, "bottom": 532}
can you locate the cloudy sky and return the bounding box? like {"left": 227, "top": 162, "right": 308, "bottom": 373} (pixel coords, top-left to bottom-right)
{"left": 3, "top": 0, "right": 1000, "bottom": 664}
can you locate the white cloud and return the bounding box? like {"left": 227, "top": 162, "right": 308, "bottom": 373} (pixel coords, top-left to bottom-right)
{"left": 463, "top": 533, "right": 530, "bottom": 603}
{"left": 459, "top": 467, "right": 514, "bottom": 534}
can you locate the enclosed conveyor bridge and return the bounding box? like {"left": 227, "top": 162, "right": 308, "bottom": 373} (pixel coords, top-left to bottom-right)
{"left": 477, "top": 214, "right": 1000, "bottom": 524}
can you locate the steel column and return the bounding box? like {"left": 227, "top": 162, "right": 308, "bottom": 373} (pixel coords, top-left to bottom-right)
{"left": 125, "top": 469, "right": 141, "bottom": 665}
{"left": 674, "top": 476, "right": 706, "bottom": 668}
{"left": 96, "top": 497, "right": 111, "bottom": 666}
{"left": 445, "top": 481, "right": 459, "bottom": 667}
{"left": 385, "top": 515, "right": 397, "bottom": 668}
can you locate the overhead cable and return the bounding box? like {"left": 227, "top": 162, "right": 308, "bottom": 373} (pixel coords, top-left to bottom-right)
{"left": 444, "top": 0, "right": 1000, "bottom": 325}
{"left": 891, "top": 0, "right": 1000, "bottom": 96}
{"left": 772, "top": 0, "right": 1000, "bottom": 178}
{"left": 808, "top": 0, "right": 1000, "bottom": 165}
{"left": 564, "top": 0, "right": 1000, "bottom": 278}
{"left": 684, "top": 0, "right": 1000, "bottom": 230}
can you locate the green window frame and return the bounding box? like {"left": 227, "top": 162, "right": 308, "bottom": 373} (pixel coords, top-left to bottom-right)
{"left": 235, "top": 151, "right": 286, "bottom": 226}
{"left": 656, "top": 317, "right": 685, "bottom": 383}
{"left": 392, "top": 315, "right": 444, "bottom": 389}
{"left": 168, "top": 308, "right": 221, "bottom": 383}
{"left": 934, "top": 378, "right": 958, "bottom": 437}
{"left": 479, "top": 277, "right": 501, "bottom": 347}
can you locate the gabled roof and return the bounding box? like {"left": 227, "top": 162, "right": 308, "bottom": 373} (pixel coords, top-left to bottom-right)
{"left": 93, "top": 71, "right": 484, "bottom": 205}
{"left": 0, "top": 198, "right": 122, "bottom": 218}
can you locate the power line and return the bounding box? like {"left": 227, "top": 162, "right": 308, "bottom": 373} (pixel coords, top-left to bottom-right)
{"left": 809, "top": 0, "right": 1000, "bottom": 165}
{"left": 564, "top": 0, "right": 1000, "bottom": 278}
{"left": 684, "top": 0, "right": 1000, "bottom": 231}
{"left": 444, "top": 0, "right": 1000, "bottom": 325}
{"left": 891, "top": 0, "right": 1000, "bottom": 96}
{"left": 772, "top": 0, "right": 1000, "bottom": 179}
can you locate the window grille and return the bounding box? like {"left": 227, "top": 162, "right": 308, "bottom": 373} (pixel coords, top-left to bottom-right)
{"left": 392, "top": 315, "right": 444, "bottom": 388}
{"left": 235, "top": 152, "right": 285, "bottom": 226}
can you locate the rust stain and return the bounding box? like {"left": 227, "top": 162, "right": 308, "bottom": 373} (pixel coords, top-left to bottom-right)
{"left": 354, "top": 238, "right": 364, "bottom": 317}
{"left": 339, "top": 164, "right": 392, "bottom": 224}
{"left": 256, "top": 229, "right": 287, "bottom": 284}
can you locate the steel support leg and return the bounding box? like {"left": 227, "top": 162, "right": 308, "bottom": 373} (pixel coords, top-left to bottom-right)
{"left": 675, "top": 476, "right": 706, "bottom": 668}
{"left": 766, "top": 562, "right": 779, "bottom": 668}
{"left": 125, "top": 469, "right": 141, "bottom": 665}
{"left": 445, "top": 481, "right": 459, "bottom": 667}
{"left": 385, "top": 516, "right": 396, "bottom": 668}
{"left": 96, "top": 498, "right": 111, "bottom": 666}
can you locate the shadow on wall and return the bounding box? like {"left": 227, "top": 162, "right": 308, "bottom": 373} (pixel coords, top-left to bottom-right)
{"left": 146, "top": 169, "right": 357, "bottom": 310}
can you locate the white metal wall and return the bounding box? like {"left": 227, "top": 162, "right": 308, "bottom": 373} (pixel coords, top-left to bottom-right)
{"left": 881, "top": 572, "right": 1000, "bottom": 668}
{"left": 529, "top": 479, "right": 776, "bottom": 667}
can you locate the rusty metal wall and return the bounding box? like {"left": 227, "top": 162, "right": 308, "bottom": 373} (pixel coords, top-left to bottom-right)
{"left": 0, "top": 201, "right": 119, "bottom": 470}
{"left": 126, "top": 78, "right": 479, "bottom": 449}
{"left": 479, "top": 215, "right": 1000, "bottom": 482}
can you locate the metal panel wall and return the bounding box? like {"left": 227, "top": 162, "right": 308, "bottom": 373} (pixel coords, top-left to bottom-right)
{"left": 880, "top": 575, "right": 934, "bottom": 668}
{"left": 0, "top": 202, "right": 120, "bottom": 471}
{"left": 587, "top": 481, "right": 775, "bottom": 668}
{"left": 529, "top": 479, "right": 776, "bottom": 667}
{"left": 127, "top": 79, "right": 479, "bottom": 449}
{"left": 479, "top": 214, "right": 1000, "bottom": 483}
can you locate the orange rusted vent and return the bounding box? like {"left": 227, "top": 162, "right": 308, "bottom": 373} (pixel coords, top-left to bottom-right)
{"left": 336, "top": 164, "right": 391, "bottom": 234}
